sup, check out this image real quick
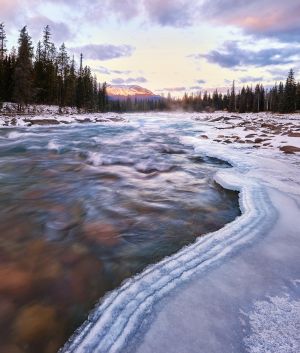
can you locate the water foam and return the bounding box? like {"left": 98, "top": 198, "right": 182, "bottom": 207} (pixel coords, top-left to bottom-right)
{"left": 47, "top": 140, "right": 61, "bottom": 151}
{"left": 7, "top": 131, "right": 33, "bottom": 139}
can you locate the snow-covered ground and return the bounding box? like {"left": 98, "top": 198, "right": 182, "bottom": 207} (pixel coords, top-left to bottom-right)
{"left": 2, "top": 110, "right": 299, "bottom": 352}
{"left": 0, "top": 103, "right": 126, "bottom": 126}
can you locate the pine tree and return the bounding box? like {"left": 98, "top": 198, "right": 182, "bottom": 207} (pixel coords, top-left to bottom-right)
{"left": 270, "top": 84, "right": 278, "bottom": 112}
{"left": 4, "top": 48, "right": 17, "bottom": 102}
{"left": 48, "top": 42, "right": 58, "bottom": 104}
{"left": 253, "top": 84, "right": 260, "bottom": 112}
{"left": 0, "top": 23, "right": 7, "bottom": 61}
{"left": 259, "top": 84, "right": 265, "bottom": 112}
{"left": 44, "top": 26, "right": 58, "bottom": 104}
{"left": 278, "top": 82, "right": 285, "bottom": 113}
{"left": 284, "top": 69, "right": 296, "bottom": 113}
{"left": 42, "top": 25, "right": 52, "bottom": 62}
{"left": 57, "top": 43, "right": 70, "bottom": 108}
{"left": 295, "top": 83, "right": 300, "bottom": 111}
{"left": 239, "top": 87, "right": 246, "bottom": 113}
{"left": 0, "top": 23, "right": 7, "bottom": 105}
{"left": 13, "top": 26, "right": 34, "bottom": 110}
{"left": 76, "top": 54, "right": 84, "bottom": 110}
{"left": 65, "top": 56, "right": 77, "bottom": 107}
{"left": 228, "top": 81, "right": 236, "bottom": 112}
{"left": 246, "top": 86, "right": 253, "bottom": 111}
{"left": 33, "top": 41, "right": 45, "bottom": 103}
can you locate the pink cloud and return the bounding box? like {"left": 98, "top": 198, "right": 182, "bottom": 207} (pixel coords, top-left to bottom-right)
{"left": 1, "top": 0, "right": 22, "bottom": 19}
{"left": 202, "top": 0, "right": 300, "bottom": 41}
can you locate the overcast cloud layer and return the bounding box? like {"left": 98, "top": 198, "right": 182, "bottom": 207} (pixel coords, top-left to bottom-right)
{"left": 2, "top": 0, "right": 299, "bottom": 40}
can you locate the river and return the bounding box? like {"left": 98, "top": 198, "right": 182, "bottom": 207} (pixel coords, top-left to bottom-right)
{"left": 0, "top": 114, "right": 240, "bottom": 353}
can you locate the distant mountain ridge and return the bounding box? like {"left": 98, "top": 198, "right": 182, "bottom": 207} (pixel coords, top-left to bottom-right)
{"left": 107, "top": 85, "right": 161, "bottom": 100}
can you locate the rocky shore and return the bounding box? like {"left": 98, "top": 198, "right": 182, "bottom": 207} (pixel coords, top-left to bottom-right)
{"left": 0, "top": 103, "right": 126, "bottom": 127}
{"left": 192, "top": 112, "right": 300, "bottom": 155}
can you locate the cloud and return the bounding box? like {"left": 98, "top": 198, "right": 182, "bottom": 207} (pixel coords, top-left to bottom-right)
{"left": 198, "top": 41, "right": 300, "bottom": 68}
{"left": 162, "top": 87, "right": 186, "bottom": 92}
{"left": 3, "top": 0, "right": 298, "bottom": 46}
{"left": 67, "top": 0, "right": 300, "bottom": 39}
{"left": 1, "top": 0, "right": 33, "bottom": 28}
{"left": 71, "top": 44, "right": 135, "bottom": 61}
{"left": 143, "top": 0, "right": 196, "bottom": 27}
{"left": 83, "top": 0, "right": 140, "bottom": 23}
{"left": 83, "top": 0, "right": 197, "bottom": 27}
{"left": 27, "top": 16, "right": 72, "bottom": 42}
{"left": 190, "top": 85, "right": 203, "bottom": 90}
{"left": 2, "top": 0, "right": 20, "bottom": 18}
{"left": 94, "top": 66, "right": 132, "bottom": 75}
{"left": 239, "top": 76, "right": 264, "bottom": 83}
{"left": 196, "top": 79, "right": 206, "bottom": 84}
{"left": 111, "top": 77, "right": 147, "bottom": 84}
{"left": 107, "top": 0, "right": 140, "bottom": 21}
{"left": 224, "top": 79, "right": 233, "bottom": 85}
{"left": 2, "top": 0, "right": 300, "bottom": 41}
{"left": 200, "top": 0, "right": 300, "bottom": 42}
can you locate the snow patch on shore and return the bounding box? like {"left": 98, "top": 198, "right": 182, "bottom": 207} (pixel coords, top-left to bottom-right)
{"left": 244, "top": 295, "right": 300, "bottom": 353}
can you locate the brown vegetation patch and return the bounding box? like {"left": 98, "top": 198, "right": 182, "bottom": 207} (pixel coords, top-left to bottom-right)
{"left": 288, "top": 132, "right": 300, "bottom": 137}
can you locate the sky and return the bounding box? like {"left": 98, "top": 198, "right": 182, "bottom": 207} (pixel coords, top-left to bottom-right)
{"left": 1, "top": 0, "right": 300, "bottom": 96}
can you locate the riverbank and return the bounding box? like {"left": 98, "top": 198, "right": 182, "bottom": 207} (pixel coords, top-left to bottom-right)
{"left": 1, "top": 110, "right": 299, "bottom": 156}
{"left": 60, "top": 112, "right": 300, "bottom": 353}
{"left": 0, "top": 112, "right": 126, "bottom": 127}
{"left": 0, "top": 102, "right": 129, "bottom": 126}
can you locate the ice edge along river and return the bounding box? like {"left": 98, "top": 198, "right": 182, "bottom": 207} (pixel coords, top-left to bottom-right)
{"left": 60, "top": 116, "right": 300, "bottom": 353}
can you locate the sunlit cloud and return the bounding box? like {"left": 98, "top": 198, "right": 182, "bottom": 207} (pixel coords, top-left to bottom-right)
{"left": 200, "top": 0, "right": 300, "bottom": 42}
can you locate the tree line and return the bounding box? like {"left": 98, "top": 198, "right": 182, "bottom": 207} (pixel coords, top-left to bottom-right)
{"left": 1, "top": 23, "right": 300, "bottom": 114}
{"left": 167, "top": 69, "right": 300, "bottom": 114}
{"left": 0, "top": 23, "right": 107, "bottom": 112}
{"left": 106, "top": 69, "right": 300, "bottom": 114}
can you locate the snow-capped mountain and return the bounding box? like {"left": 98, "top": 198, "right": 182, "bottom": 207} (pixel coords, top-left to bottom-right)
{"left": 107, "top": 85, "right": 160, "bottom": 100}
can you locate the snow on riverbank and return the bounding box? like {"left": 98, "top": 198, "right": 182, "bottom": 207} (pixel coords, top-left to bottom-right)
{"left": 1, "top": 110, "right": 299, "bottom": 155}
{"left": 58, "top": 112, "right": 300, "bottom": 353}
{"left": 0, "top": 103, "right": 126, "bottom": 126}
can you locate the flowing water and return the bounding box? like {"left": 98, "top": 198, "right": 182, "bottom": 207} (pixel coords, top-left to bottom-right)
{"left": 0, "top": 114, "right": 240, "bottom": 353}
